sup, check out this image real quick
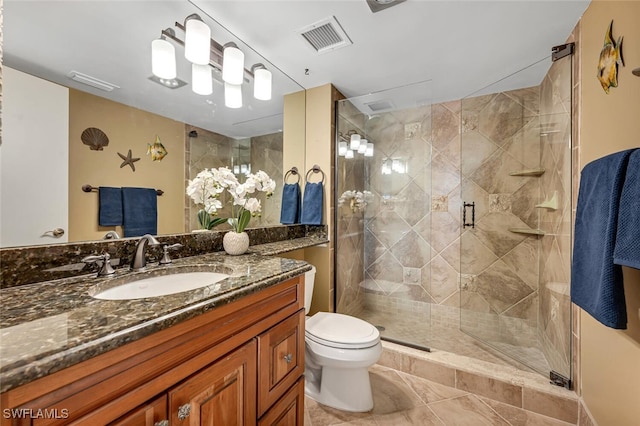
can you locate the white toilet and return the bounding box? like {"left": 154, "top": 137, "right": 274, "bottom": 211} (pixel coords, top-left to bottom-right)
{"left": 303, "top": 266, "right": 382, "bottom": 412}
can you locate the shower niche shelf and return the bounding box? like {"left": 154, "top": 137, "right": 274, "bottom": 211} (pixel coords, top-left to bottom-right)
{"left": 509, "top": 168, "right": 545, "bottom": 177}
{"left": 509, "top": 228, "right": 546, "bottom": 236}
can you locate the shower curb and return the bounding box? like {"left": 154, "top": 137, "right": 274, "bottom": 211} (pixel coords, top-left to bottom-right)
{"left": 379, "top": 341, "right": 581, "bottom": 424}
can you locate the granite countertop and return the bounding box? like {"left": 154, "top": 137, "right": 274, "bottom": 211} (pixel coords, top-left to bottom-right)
{"left": 0, "top": 251, "right": 313, "bottom": 393}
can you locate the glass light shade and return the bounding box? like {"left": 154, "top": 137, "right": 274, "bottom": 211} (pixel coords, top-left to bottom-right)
{"left": 338, "top": 141, "right": 348, "bottom": 156}
{"left": 358, "top": 139, "right": 368, "bottom": 154}
{"left": 253, "top": 67, "right": 272, "bottom": 100}
{"left": 365, "top": 142, "right": 374, "bottom": 157}
{"left": 184, "top": 16, "right": 211, "bottom": 65}
{"left": 223, "top": 45, "right": 245, "bottom": 85}
{"left": 345, "top": 149, "right": 354, "bottom": 159}
{"left": 151, "top": 38, "right": 176, "bottom": 80}
{"left": 225, "top": 83, "right": 243, "bottom": 108}
{"left": 192, "top": 64, "right": 212, "bottom": 95}
{"left": 350, "top": 134, "right": 361, "bottom": 150}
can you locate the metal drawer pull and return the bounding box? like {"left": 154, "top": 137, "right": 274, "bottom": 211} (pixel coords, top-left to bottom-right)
{"left": 177, "top": 403, "right": 191, "bottom": 420}
{"left": 283, "top": 353, "right": 293, "bottom": 363}
{"left": 154, "top": 420, "right": 169, "bottom": 426}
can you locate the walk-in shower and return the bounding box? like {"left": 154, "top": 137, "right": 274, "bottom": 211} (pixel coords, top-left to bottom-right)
{"left": 335, "top": 50, "right": 573, "bottom": 383}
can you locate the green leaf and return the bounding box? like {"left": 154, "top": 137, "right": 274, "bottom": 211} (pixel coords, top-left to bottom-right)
{"left": 236, "top": 209, "right": 251, "bottom": 233}
{"left": 197, "top": 210, "right": 226, "bottom": 230}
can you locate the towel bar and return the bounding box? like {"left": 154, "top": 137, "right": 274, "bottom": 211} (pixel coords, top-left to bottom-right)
{"left": 82, "top": 184, "right": 164, "bottom": 196}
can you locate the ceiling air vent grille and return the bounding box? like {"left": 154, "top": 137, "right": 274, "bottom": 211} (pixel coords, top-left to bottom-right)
{"left": 365, "top": 100, "right": 395, "bottom": 112}
{"left": 298, "top": 16, "right": 352, "bottom": 54}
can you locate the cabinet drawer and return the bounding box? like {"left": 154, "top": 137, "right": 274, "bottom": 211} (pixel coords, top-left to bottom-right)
{"left": 257, "top": 311, "right": 305, "bottom": 416}
{"left": 258, "top": 379, "right": 304, "bottom": 426}
{"left": 109, "top": 394, "right": 167, "bottom": 426}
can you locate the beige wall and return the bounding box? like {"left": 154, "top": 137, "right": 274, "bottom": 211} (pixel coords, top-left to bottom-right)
{"left": 68, "top": 89, "right": 185, "bottom": 241}
{"left": 578, "top": 1, "right": 640, "bottom": 424}
{"left": 303, "top": 84, "right": 339, "bottom": 313}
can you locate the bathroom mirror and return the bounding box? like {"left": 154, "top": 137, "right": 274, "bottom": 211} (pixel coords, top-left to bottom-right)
{"left": 0, "top": 1, "right": 305, "bottom": 247}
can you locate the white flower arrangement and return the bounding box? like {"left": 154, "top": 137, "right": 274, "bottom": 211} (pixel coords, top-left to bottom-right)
{"left": 338, "top": 190, "right": 373, "bottom": 213}
{"left": 187, "top": 167, "right": 276, "bottom": 232}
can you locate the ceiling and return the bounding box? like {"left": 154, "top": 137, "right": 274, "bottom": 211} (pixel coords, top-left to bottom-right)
{"left": 3, "top": 0, "right": 590, "bottom": 138}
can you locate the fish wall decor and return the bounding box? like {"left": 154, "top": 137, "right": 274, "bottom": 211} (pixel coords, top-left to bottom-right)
{"left": 597, "top": 20, "right": 624, "bottom": 94}
{"left": 147, "top": 135, "right": 168, "bottom": 161}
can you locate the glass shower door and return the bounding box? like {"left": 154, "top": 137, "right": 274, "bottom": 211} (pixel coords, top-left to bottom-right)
{"left": 459, "top": 53, "right": 573, "bottom": 380}
{"left": 335, "top": 81, "right": 434, "bottom": 350}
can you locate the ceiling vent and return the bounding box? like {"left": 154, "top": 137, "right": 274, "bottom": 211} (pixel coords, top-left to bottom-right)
{"left": 366, "top": 0, "right": 406, "bottom": 13}
{"left": 298, "top": 16, "right": 352, "bottom": 54}
{"left": 365, "top": 100, "right": 395, "bottom": 112}
{"left": 67, "top": 70, "right": 120, "bottom": 92}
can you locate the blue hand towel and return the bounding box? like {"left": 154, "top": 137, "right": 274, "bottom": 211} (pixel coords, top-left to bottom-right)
{"left": 122, "top": 187, "right": 158, "bottom": 238}
{"left": 571, "top": 149, "right": 636, "bottom": 329}
{"left": 300, "top": 182, "right": 323, "bottom": 225}
{"left": 280, "top": 183, "right": 301, "bottom": 224}
{"left": 614, "top": 149, "right": 640, "bottom": 269}
{"left": 98, "top": 187, "right": 123, "bottom": 226}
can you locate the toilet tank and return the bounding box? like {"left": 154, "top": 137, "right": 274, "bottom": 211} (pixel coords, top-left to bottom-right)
{"left": 304, "top": 266, "right": 316, "bottom": 314}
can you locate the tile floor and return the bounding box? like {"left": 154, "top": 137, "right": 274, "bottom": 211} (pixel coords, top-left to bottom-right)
{"left": 303, "top": 364, "right": 574, "bottom": 426}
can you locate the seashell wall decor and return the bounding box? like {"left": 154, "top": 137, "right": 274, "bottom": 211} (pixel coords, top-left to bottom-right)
{"left": 81, "top": 127, "right": 109, "bottom": 151}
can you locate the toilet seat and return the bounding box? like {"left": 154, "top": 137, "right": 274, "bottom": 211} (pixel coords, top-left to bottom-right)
{"left": 306, "top": 312, "right": 380, "bottom": 349}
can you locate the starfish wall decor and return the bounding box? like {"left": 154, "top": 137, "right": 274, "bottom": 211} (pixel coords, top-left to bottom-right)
{"left": 118, "top": 149, "right": 140, "bottom": 171}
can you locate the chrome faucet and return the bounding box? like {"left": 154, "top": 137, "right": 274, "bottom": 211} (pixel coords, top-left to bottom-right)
{"left": 103, "top": 230, "right": 120, "bottom": 240}
{"left": 130, "top": 234, "right": 161, "bottom": 271}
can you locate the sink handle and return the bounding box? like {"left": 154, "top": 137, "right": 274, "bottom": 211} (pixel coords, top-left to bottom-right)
{"left": 82, "top": 253, "right": 116, "bottom": 277}
{"left": 159, "top": 243, "right": 183, "bottom": 265}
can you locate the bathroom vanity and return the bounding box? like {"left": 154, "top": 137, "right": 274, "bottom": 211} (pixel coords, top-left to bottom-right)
{"left": 0, "top": 252, "right": 311, "bottom": 425}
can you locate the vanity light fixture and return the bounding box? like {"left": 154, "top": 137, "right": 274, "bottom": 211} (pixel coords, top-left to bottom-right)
{"left": 192, "top": 63, "right": 213, "bottom": 95}
{"left": 151, "top": 35, "right": 177, "bottom": 80}
{"left": 357, "top": 139, "right": 368, "bottom": 154}
{"left": 225, "top": 82, "right": 243, "bottom": 108}
{"left": 350, "top": 133, "right": 361, "bottom": 150}
{"left": 252, "top": 64, "right": 272, "bottom": 101}
{"left": 184, "top": 14, "right": 211, "bottom": 65}
{"left": 365, "top": 142, "right": 374, "bottom": 157}
{"left": 151, "top": 15, "right": 273, "bottom": 106}
{"left": 223, "top": 43, "right": 245, "bottom": 85}
{"left": 338, "top": 141, "right": 348, "bottom": 156}
{"left": 345, "top": 149, "right": 355, "bottom": 159}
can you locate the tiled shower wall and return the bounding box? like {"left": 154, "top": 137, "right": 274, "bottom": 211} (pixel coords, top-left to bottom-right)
{"left": 336, "top": 64, "right": 571, "bottom": 376}
{"left": 184, "top": 125, "right": 283, "bottom": 232}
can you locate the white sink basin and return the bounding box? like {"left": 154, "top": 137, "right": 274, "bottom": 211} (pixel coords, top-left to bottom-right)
{"left": 92, "top": 271, "right": 230, "bottom": 300}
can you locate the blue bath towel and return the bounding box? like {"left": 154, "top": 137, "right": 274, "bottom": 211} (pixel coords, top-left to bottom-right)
{"left": 300, "top": 182, "right": 323, "bottom": 225}
{"left": 571, "top": 149, "right": 636, "bottom": 329}
{"left": 98, "top": 187, "right": 123, "bottom": 226}
{"left": 122, "top": 187, "right": 158, "bottom": 238}
{"left": 614, "top": 149, "right": 640, "bottom": 270}
{"left": 280, "top": 183, "right": 301, "bottom": 224}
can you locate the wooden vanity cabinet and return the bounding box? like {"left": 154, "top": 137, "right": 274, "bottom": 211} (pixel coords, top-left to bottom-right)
{"left": 0, "top": 276, "right": 305, "bottom": 426}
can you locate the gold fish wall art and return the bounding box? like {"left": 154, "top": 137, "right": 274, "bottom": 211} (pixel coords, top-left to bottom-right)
{"left": 147, "top": 135, "right": 168, "bottom": 161}
{"left": 597, "top": 20, "right": 624, "bottom": 94}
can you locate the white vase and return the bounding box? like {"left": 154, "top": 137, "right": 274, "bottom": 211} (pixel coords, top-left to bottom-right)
{"left": 223, "top": 231, "right": 249, "bottom": 255}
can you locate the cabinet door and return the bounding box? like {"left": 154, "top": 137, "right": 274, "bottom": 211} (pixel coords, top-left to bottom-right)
{"left": 257, "top": 311, "right": 305, "bottom": 416}
{"left": 258, "top": 379, "right": 304, "bottom": 426}
{"left": 109, "top": 395, "right": 168, "bottom": 426}
{"left": 169, "top": 340, "right": 257, "bottom": 426}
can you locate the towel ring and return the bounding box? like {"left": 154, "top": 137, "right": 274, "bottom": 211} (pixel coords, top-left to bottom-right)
{"left": 305, "top": 165, "right": 326, "bottom": 184}
{"left": 284, "top": 167, "right": 301, "bottom": 184}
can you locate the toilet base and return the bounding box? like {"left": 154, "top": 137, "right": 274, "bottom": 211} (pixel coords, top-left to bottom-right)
{"left": 304, "top": 366, "right": 374, "bottom": 412}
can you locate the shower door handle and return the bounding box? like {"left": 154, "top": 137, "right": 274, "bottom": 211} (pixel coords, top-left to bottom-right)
{"left": 463, "top": 202, "right": 475, "bottom": 228}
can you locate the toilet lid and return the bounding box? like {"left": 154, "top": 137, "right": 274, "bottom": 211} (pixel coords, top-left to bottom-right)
{"left": 306, "top": 312, "right": 380, "bottom": 349}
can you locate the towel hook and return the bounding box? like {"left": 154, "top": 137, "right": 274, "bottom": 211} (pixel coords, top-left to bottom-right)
{"left": 305, "top": 165, "right": 326, "bottom": 184}
{"left": 284, "top": 167, "right": 301, "bottom": 184}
